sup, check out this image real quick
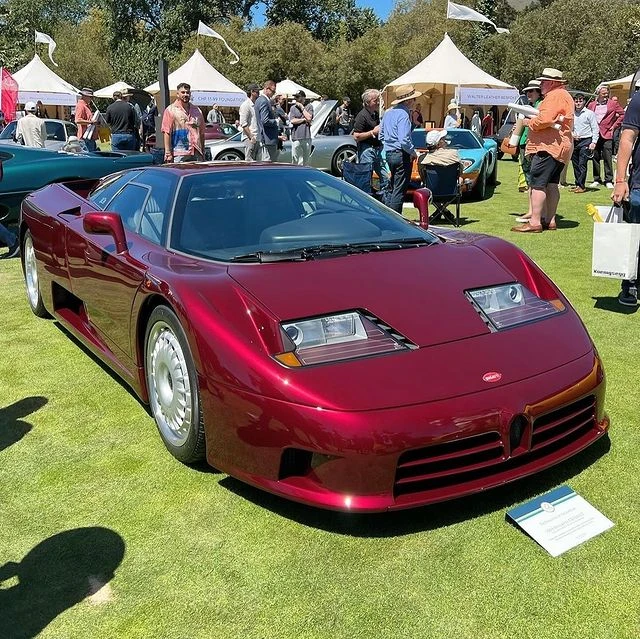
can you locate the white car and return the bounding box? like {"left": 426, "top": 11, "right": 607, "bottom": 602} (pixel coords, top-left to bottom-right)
{"left": 0, "top": 118, "right": 79, "bottom": 151}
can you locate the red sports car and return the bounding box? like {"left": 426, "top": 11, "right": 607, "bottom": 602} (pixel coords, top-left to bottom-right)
{"left": 19, "top": 163, "right": 609, "bottom": 512}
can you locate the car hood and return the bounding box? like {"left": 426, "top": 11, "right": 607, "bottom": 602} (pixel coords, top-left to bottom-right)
{"left": 229, "top": 242, "right": 515, "bottom": 348}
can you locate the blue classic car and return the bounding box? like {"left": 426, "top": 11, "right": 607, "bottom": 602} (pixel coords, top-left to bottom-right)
{"left": 409, "top": 128, "right": 498, "bottom": 199}
{"left": 0, "top": 145, "right": 156, "bottom": 225}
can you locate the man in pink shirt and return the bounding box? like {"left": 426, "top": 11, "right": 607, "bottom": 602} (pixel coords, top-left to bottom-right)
{"left": 161, "top": 82, "right": 205, "bottom": 163}
{"left": 587, "top": 85, "right": 625, "bottom": 188}
{"left": 75, "top": 88, "right": 99, "bottom": 151}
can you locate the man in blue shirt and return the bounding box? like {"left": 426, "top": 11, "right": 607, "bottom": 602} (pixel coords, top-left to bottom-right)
{"left": 380, "top": 84, "right": 421, "bottom": 213}
{"left": 612, "top": 91, "right": 640, "bottom": 306}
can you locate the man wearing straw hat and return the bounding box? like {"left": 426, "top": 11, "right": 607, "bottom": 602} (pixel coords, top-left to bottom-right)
{"left": 444, "top": 102, "right": 461, "bottom": 129}
{"left": 512, "top": 68, "right": 574, "bottom": 233}
{"left": 75, "top": 88, "right": 99, "bottom": 152}
{"left": 380, "top": 84, "right": 421, "bottom": 213}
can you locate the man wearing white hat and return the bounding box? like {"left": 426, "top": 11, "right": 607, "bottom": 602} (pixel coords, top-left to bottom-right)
{"left": 380, "top": 84, "right": 421, "bottom": 213}
{"left": 512, "top": 68, "right": 574, "bottom": 233}
{"left": 15, "top": 102, "right": 46, "bottom": 148}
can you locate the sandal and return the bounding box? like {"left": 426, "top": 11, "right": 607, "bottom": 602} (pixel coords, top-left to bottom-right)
{"left": 511, "top": 222, "right": 543, "bottom": 233}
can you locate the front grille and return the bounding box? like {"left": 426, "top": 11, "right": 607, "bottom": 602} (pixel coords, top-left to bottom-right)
{"left": 531, "top": 395, "right": 596, "bottom": 450}
{"left": 394, "top": 395, "right": 599, "bottom": 498}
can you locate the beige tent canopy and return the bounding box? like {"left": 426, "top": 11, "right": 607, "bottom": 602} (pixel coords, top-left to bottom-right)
{"left": 144, "top": 49, "right": 245, "bottom": 107}
{"left": 602, "top": 74, "right": 635, "bottom": 103}
{"left": 12, "top": 54, "right": 78, "bottom": 106}
{"left": 383, "top": 33, "right": 514, "bottom": 126}
{"left": 275, "top": 79, "right": 320, "bottom": 100}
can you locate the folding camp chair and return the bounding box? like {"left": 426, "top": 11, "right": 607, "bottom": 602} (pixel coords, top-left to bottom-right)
{"left": 342, "top": 161, "right": 373, "bottom": 195}
{"left": 418, "top": 162, "right": 462, "bottom": 227}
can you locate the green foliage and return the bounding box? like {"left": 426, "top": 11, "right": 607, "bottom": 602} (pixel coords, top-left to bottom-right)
{"left": 264, "top": 0, "right": 380, "bottom": 42}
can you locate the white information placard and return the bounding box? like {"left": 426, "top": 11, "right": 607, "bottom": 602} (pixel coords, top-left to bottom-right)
{"left": 458, "top": 87, "right": 520, "bottom": 106}
{"left": 506, "top": 485, "right": 614, "bottom": 557}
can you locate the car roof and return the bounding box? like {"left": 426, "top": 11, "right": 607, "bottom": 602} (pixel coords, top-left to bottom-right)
{"left": 153, "top": 161, "right": 314, "bottom": 175}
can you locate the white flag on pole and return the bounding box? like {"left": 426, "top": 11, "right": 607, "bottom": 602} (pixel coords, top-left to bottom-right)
{"left": 35, "top": 30, "right": 59, "bottom": 66}
{"left": 446, "top": 1, "right": 510, "bottom": 34}
{"left": 197, "top": 21, "right": 240, "bottom": 64}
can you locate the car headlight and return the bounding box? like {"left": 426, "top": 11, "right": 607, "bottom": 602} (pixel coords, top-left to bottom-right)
{"left": 275, "top": 311, "right": 410, "bottom": 366}
{"left": 467, "top": 283, "right": 565, "bottom": 331}
{"left": 461, "top": 159, "right": 474, "bottom": 170}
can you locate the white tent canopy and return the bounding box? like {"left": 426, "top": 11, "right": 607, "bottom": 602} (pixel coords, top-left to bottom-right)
{"left": 144, "top": 49, "right": 245, "bottom": 107}
{"left": 94, "top": 81, "right": 135, "bottom": 99}
{"left": 275, "top": 79, "right": 320, "bottom": 100}
{"left": 12, "top": 54, "right": 79, "bottom": 106}
{"left": 383, "top": 34, "right": 515, "bottom": 125}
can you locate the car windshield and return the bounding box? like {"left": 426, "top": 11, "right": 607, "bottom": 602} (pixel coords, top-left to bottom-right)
{"left": 0, "top": 122, "right": 16, "bottom": 140}
{"left": 412, "top": 129, "right": 483, "bottom": 150}
{"left": 169, "top": 167, "right": 439, "bottom": 262}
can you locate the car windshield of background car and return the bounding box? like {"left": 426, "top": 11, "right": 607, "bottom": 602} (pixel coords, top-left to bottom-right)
{"left": 0, "top": 122, "right": 16, "bottom": 140}
{"left": 169, "top": 168, "right": 438, "bottom": 261}
{"left": 446, "top": 131, "right": 481, "bottom": 149}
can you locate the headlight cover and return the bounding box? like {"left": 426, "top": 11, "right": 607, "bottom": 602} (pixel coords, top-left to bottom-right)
{"left": 467, "top": 283, "right": 564, "bottom": 331}
{"left": 461, "top": 158, "right": 474, "bottom": 170}
{"left": 276, "top": 311, "right": 410, "bottom": 366}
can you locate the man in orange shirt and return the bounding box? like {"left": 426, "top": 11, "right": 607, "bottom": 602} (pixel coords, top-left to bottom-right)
{"left": 512, "top": 68, "right": 574, "bottom": 233}
{"left": 75, "top": 88, "right": 99, "bottom": 151}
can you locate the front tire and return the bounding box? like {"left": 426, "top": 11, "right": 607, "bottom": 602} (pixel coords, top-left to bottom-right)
{"left": 473, "top": 166, "right": 487, "bottom": 200}
{"left": 145, "top": 306, "right": 205, "bottom": 464}
{"left": 22, "top": 230, "right": 50, "bottom": 318}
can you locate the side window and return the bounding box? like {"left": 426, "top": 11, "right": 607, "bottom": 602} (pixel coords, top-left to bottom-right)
{"left": 88, "top": 173, "right": 136, "bottom": 210}
{"left": 65, "top": 122, "right": 78, "bottom": 139}
{"left": 132, "top": 171, "right": 175, "bottom": 245}
{"left": 108, "top": 184, "right": 149, "bottom": 232}
{"left": 45, "top": 122, "right": 65, "bottom": 141}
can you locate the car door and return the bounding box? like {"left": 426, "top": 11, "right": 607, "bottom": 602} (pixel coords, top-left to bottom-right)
{"left": 65, "top": 179, "right": 148, "bottom": 362}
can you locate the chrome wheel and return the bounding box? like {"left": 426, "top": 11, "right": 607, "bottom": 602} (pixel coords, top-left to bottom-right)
{"left": 22, "top": 230, "right": 49, "bottom": 318}
{"left": 146, "top": 320, "right": 193, "bottom": 448}
{"left": 333, "top": 147, "right": 357, "bottom": 176}
{"left": 24, "top": 234, "right": 39, "bottom": 310}
{"left": 216, "top": 150, "right": 244, "bottom": 161}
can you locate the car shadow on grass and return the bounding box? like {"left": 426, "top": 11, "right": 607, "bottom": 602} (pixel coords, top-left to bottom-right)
{"left": 52, "top": 322, "right": 148, "bottom": 409}
{"left": 0, "top": 527, "right": 125, "bottom": 639}
{"left": 592, "top": 296, "right": 639, "bottom": 314}
{"left": 218, "top": 435, "right": 611, "bottom": 537}
{"left": 0, "top": 396, "right": 47, "bottom": 453}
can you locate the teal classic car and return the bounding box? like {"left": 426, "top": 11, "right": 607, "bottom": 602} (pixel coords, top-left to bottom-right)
{"left": 0, "top": 145, "right": 156, "bottom": 225}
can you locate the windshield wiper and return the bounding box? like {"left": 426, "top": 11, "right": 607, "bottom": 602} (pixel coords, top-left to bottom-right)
{"left": 229, "top": 239, "right": 432, "bottom": 263}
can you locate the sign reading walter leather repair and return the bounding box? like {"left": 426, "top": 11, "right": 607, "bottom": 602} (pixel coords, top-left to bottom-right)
{"left": 506, "top": 485, "right": 614, "bottom": 557}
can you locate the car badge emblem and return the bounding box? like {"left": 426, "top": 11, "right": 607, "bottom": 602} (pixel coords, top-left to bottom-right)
{"left": 482, "top": 371, "right": 502, "bottom": 383}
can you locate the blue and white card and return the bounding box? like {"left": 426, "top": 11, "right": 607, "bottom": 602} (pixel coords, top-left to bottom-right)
{"left": 506, "top": 485, "right": 614, "bottom": 557}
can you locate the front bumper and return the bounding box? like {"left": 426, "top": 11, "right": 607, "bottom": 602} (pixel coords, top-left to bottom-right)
{"left": 203, "top": 351, "right": 608, "bottom": 512}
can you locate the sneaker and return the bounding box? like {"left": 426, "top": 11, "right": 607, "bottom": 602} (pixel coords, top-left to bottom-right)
{"left": 515, "top": 216, "right": 532, "bottom": 223}
{"left": 1, "top": 239, "right": 19, "bottom": 259}
{"left": 589, "top": 181, "right": 600, "bottom": 188}
{"left": 605, "top": 182, "right": 614, "bottom": 189}
{"left": 618, "top": 286, "right": 638, "bottom": 307}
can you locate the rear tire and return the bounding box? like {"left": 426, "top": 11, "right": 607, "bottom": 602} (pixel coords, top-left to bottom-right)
{"left": 215, "top": 149, "right": 244, "bottom": 161}
{"left": 145, "top": 306, "right": 205, "bottom": 464}
{"left": 331, "top": 146, "right": 357, "bottom": 176}
{"left": 22, "top": 230, "right": 50, "bottom": 318}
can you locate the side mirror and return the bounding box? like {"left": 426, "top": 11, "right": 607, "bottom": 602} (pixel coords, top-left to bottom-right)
{"left": 412, "top": 188, "right": 431, "bottom": 229}
{"left": 83, "top": 212, "right": 128, "bottom": 254}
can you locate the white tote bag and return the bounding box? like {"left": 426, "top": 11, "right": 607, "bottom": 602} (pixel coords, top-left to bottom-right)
{"left": 592, "top": 205, "right": 640, "bottom": 280}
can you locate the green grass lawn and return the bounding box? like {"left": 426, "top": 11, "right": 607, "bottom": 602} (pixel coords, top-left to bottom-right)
{"left": 1, "top": 160, "right": 639, "bottom": 638}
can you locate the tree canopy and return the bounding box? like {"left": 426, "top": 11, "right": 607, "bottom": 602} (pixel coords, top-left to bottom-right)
{"left": 1, "top": 0, "right": 639, "bottom": 105}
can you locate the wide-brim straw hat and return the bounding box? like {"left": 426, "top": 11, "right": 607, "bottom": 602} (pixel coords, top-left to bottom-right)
{"left": 446, "top": 102, "right": 459, "bottom": 111}
{"left": 536, "top": 68, "right": 568, "bottom": 83}
{"left": 391, "top": 84, "right": 422, "bottom": 105}
{"left": 523, "top": 80, "right": 542, "bottom": 92}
